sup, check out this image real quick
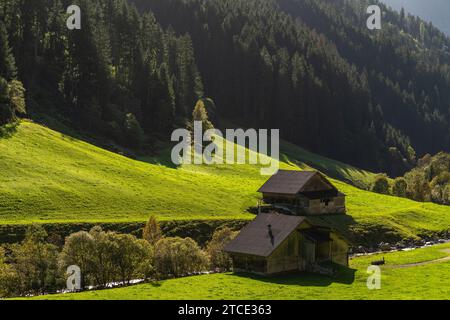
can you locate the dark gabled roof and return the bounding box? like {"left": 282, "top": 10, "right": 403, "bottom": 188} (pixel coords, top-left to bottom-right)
{"left": 258, "top": 170, "right": 316, "bottom": 195}
{"left": 223, "top": 213, "right": 307, "bottom": 257}
{"left": 258, "top": 170, "right": 337, "bottom": 195}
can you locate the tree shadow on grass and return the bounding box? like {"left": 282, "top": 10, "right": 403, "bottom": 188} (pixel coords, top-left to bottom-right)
{"left": 229, "top": 265, "right": 356, "bottom": 287}
{"left": 279, "top": 142, "right": 374, "bottom": 189}
{"left": 150, "top": 281, "right": 163, "bottom": 288}
{"left": 138, "top": 147, "right": 181, "bottom": 169}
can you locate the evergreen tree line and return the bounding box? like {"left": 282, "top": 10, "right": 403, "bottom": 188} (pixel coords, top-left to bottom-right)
{"left": 0, "top": 0, "right": 203, "bottom": 149}
{"left": 1, "top": 0, "right": 449, "bottom": 175}
{"left": 0, "top": 19, "right": 25, "bottom": 127}
{"left": 131, "top": 0, "right": 450, "bottom": 175}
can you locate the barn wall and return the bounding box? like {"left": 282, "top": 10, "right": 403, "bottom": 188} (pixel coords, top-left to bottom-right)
{"left": 230, "top": 253, "right": 267, "bottom": 275}
{"left": 305, "top": 196, "right": 346, "bottom": 215}
{"left": 334, "top": 195, "right": 346, "bottom": 214}
{"left": 266, "top": 231, "right": 299, "bottom": 274}
{"left": 262, "top": 193, "right": 297, "bottom": 201}
{"left": 316, "top": 241, "right": 331, "bottom": 261}
{"left": 266, "top": 223, "right": 313, "bottom": 274}
{"left": 331, "top": 233, "right": 349, "bottom": 266}
{"left": 307, "top": 199, "right": 320, "bottom": 214}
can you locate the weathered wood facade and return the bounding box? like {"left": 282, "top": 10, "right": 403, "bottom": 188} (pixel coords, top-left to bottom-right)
{"left": 224, "top": 213, "right": 350, "bottom": 276}
{"left": 258, "top": 170, "right": 346, "bottom": 215}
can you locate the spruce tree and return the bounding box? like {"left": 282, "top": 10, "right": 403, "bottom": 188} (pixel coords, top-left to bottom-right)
{"left": 0, "top": 77, "right": 12, "bottom": 125}
{"left": 0, "top": 21, "right": 17, "bottom": 81}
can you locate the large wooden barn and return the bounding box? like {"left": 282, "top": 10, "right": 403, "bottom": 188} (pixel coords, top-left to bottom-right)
{"left": 224, "top": 212, "right": 349, "bottom": 276}
{"left": 258, "top": 170, "right": 346, "bottom": 215}
{"left": 224, "top": 170, "right": 350, "bottom": 276}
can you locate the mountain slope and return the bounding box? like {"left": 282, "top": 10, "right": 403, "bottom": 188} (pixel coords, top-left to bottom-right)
{"left": 382, "top": 0, "right": 450, "bottom": 35}
{"left": 3, "top": 0, "right": 450, "bottom": 178}
{"left": 131, "top": 0, "right": 450, "bottom": 176}
{"left": 0, "top": 121, "right": 449, "bottom": 244}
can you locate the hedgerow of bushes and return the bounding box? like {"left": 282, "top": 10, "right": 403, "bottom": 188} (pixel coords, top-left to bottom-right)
{"left": 0, "top": 217, "right": 238, "bottom": 298}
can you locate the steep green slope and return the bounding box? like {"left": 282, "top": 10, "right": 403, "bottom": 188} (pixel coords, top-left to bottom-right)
{"left": 0, "top": 121, "right": 259, "bottom": 223}
{"left": 0, "top": 121, "right": 449, "bottom": 244}
{"left": 25, "top": 243, "right": 450, "bottom": 300}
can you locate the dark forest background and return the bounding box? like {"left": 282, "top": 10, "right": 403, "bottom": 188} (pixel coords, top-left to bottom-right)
{"left": 1, "top": 0, "right": 450, "bottom": 177}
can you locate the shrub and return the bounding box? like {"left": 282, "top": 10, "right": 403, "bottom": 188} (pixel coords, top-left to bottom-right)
{"left": 59, "top": 227, "right": 154, "bottom": 288}
{"left": 109, "top": 233, "right": 154, "bottom": 284}
{"left": 206, "top": 227, "right": 238, "bottom": 271}
{"left": 392, "top": 177, "right": 407, "bottom": 197}
{"left": 0, "top": 247, "right": 20, "bottom": 297}
{"left": 58, "top": 230, "right": 96, "bottom": 288}
{"left": 155, "top": 237, "right": 209, "bottom": 278}
{"left": 406, "top": 171, "right": 431, "bottom": 202}
{"left": 2, "top": 225, "right": 63, "bottom": 296}
{"left": 371, "top": 175, "right": 390, "bottom": 195}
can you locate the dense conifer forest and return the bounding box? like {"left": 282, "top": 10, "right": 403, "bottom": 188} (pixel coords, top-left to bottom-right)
{"left": 1, "top": 0, "right": 449, "bottom": 176}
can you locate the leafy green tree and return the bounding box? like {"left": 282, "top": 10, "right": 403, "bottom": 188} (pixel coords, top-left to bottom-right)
{"left": 110, "top": 233, "right": 154, "bottom": 283}
{"left": 58, "top": 230, "right": 96, "bottom": 289}
{"left": 371, "top": 175, "right": 390, "bottom": 195}
{"left": 0, "top": 78, "right": 26, "bottom": 125}
{"left": 86, "top": 226, "right": 119, "bottom": 287}
{"left": 406, "top": 171, "right": 431, "bottom": 202}
{"left": 403, "top": 152, "right": 449, "bottom": 204}
{"left": 143, "top": 216, "right": 163, "bottom": 246}
{"left": 154, "top": 237, "right": 209, "bottom": 278}
{"left": 8, "top": 225, "right": 63, "bottom": 296}
{"left": 0, "top": 247, "right": 20, "bottom": 298}
{"left": 392, "top": 177, "right": 408, "bottom": 197}
{"left": 430, "top": 172, "right": 450, "bottom": 204}
{"left": 60, "top": 227, "right": 155, "bottom": 288}
{"left": 206, "top": 228, "right": 238, "bottom": 271}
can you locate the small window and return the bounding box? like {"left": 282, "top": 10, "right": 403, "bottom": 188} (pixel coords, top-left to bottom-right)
{"left": 321, "top": 198, "right": 331, "bottom": 206}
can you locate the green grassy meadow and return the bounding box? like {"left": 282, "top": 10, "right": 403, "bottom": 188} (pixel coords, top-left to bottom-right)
{"left": 0, "top": 121, "right": 449, "bottom": 243}
{"left": 26, "top": 243, "right": 450, "bottom": 300}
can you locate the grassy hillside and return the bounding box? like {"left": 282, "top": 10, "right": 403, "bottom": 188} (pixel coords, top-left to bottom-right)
{"left": 25, "top": 243, "right": 450, "bottom": 300}
{"left": 0, "top": 121, "right": 267, "bottom": 223}
{"left": 0, "top": 121, "right": 449, "bottom": 243}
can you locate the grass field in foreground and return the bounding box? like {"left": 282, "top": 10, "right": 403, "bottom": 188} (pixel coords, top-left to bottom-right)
{"left": 27, "top": 243, "right": 450, "bottom": 300}
{"left": 0, "top": 121, "right": 449, "bottom": 243}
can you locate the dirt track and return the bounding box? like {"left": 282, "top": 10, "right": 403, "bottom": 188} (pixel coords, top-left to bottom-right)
{"left": 385, "top": 249, "right": 450, "bottom": 269}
